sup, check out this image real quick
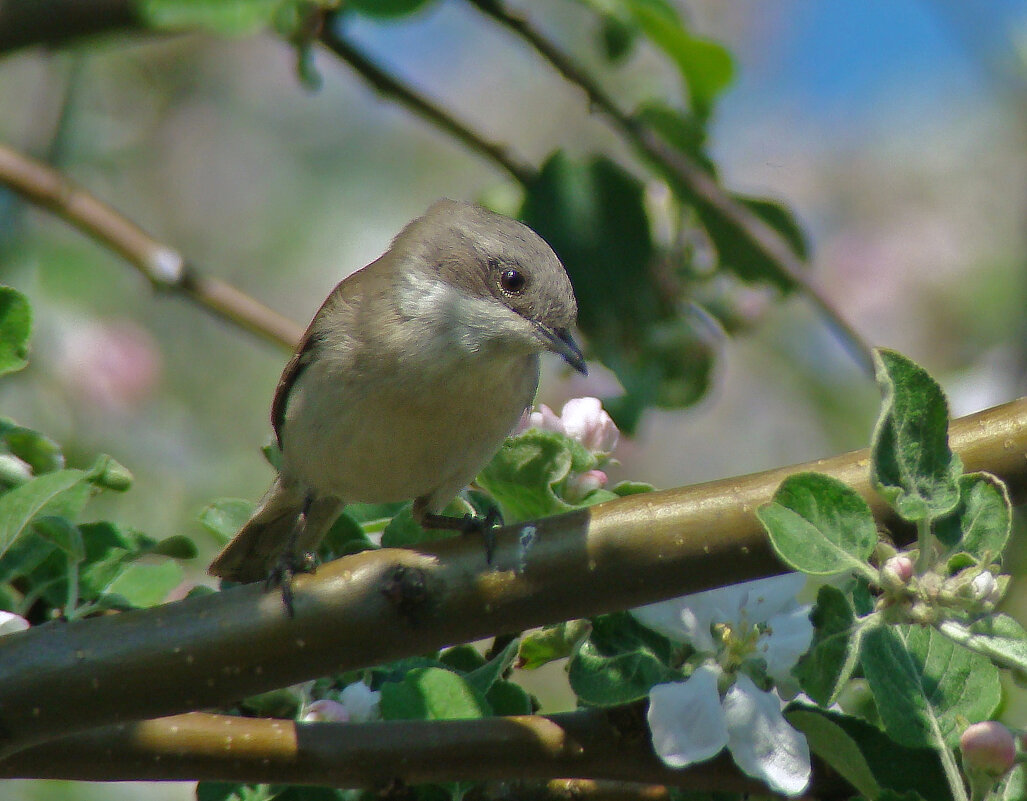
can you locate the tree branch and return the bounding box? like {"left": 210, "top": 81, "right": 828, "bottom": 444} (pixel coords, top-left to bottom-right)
{"left": 0, "top": 396, "right": 1023, "bottom": 759}
{"left": 0, "top": 143, "right": 303, "bottom": 349}
{"left": 318, "top": 20, "right": 538, "bottom": 187}
{"left": 462, "top": 0, "right": 876, "bottom": 376}
{"left": 0, "top": 709, "right": 845, "bottom": 798}
{"left": 0, "top": 0, "right": 141, "bottom": 54}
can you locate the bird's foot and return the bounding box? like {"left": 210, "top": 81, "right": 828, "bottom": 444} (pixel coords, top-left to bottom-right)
{"left": 265, "top": 550, "right": 318, "bottom": 617}
{"left": 417, "top": 506, "right": 502, "bottom": 564}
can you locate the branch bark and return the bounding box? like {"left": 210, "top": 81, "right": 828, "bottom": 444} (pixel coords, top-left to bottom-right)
{"left": 0, "top": 397, "right": 1023, "bottom": 760}
{"left": 0, "top": 144, "right": 303, "bottom": 349}
{"left": 0, "top": 708, "right": 834, "bottom": 797}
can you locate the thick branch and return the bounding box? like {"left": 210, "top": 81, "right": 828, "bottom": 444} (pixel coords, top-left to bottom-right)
{"left": 0, "top": 0, "right": 140, "bottom": 54}
{"left": 462, "top": 0, "right": 875, "bottom": 375}
{"left": 0, "top": 397, "right": 1023, "bottom": 759}
{"left": 0, "top": 709, "right": 818, "bottom": 796}
{"left": 319, "top": 22, "right": 538, "bottom": 186}
{"left": 0, "top": 144, "right": 303, "bottom": 349}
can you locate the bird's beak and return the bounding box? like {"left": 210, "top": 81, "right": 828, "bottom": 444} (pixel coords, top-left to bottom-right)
{"left": 538, "top": 325, "right": 588, "bottom": 375}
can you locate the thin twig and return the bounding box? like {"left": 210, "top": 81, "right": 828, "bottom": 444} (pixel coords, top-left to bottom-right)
{"left": 0, "top": 396, "right": 1023, "bottom": 759}
{"left": 463, "top": 0, "right": 876, "bottom": 376}
{"left": 319, "top": 19, "right": 538, "bottom": 187}
{"left": 0, "top": 143, "right": 303, "bottom": 349}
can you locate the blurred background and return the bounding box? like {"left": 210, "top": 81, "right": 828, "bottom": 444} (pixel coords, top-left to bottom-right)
{"left": 0, "top": 1, "right": 1025, "bottom": 798}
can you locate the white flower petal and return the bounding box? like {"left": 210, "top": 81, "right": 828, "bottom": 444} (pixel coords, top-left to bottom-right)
{"left": 723, "top": 674, "right": 811, "bottom": 797}
{"left": 560, "top": 397, "right": 619, "bottom": 453}
{"left": 647, "top": 665, "right": 728, "bottom": 768}
{"left": 339, "top": 682, "right": 382, "bottom": 723}
{"left": 0, "top": 611, "right": 29, "bottom": 636}
{"left": 735, "top": 574, "right": 807, "bottom": 625}
{"left": 631, "top": 597, "right": 716, "bottom": 652}
{"left": 761, "top": 606, "right": 814, "bottom": 689}
{"left": 301, "top": 699, "right": 350, "bottom": 723}
{"left": 528, "top": 404, "right": 566, "bottom": 436}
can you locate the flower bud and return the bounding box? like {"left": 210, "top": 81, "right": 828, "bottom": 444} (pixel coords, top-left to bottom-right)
{"left": 301, "top": 699, "right": 350, "bottom": 723}
{"left": 560, "top": 397, "right": 619, "bottom": 454}
{"left": 970, "top": 571, "right": 1001, "bottom": 605}
{"left": 564, "top": 469, "right": 607, "bottom": 503}
{"left": 960, "top": 721, "right": 1016, "bottom": 775}
{"left": 527, "top": 404, "right": 565, "bottom": 436}
{"left": 881, "top": 555, "right": 914, "bottom": 589}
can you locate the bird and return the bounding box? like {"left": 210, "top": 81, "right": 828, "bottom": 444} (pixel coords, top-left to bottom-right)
{"left": 208, "top": 199, "right": 586, "bottom": 605}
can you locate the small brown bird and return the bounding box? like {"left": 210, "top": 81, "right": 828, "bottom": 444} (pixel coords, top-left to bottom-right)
{"left": 209, "top": 200, "right": 586, "bottom": 593}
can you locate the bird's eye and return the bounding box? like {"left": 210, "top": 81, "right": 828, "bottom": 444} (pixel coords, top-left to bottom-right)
{"left": 500, "top": 268, "right": 526, "bottom": 294}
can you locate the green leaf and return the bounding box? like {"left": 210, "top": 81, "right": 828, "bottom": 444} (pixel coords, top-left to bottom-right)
{"left": 485, "top": 679, "right": 532, "bottom": 716}
{"left": 635, "top": 103, "right": 709, "bottom": 165}
{"left": 795, "top": 585, "right": 873, "bottom": 705}
{"left": 150, "top": 535, "right": 199, "bottom": 559}
{"left": 97, "top": 559, "right": 183, "bottom": 609}
{"left": 347, "top": 0, "right": 437, "bottom": 18}
{"left": 138, "top": 0, "right": 281, "bottom": 34}
{"left": 695, "top": 194, "right": 808, "bottom": 291}
{"left": 568, "top": 613, "right": 679, "bottom": 706}
{"left": 476, "top": 429, "right": 577, "bottom": 522}
{"left": 871, "top": 350, "right": 961, "bottom": 523}
{"left": 199, "top": 498, "right": 254, "bottom": 544}
{"left": 439, "top": 644, "right": 486, "bottom": 673}
{"left": 0, "top": 286, "right": 31, "bottom": 376}
{"left": 757, "top": 472, "right": 877, "bottom": 576}
{"left": 0, "top": 419, "right": 64, "bottom": 477}
{"left": 937, "top": 615, "right": 1027, "bottom": 678}
{"left": 465, "top": 637, "right": 519, "bottom": 696}
{"left": 0, "top": 469, "right": 88, "bottom": 561}
{"left": 380, "top": 668, "right": 488, "bottom": 721}
{"left": 86, "top": 455, "right": 133, "bottom": 492}
{"left": 517, "top": 620, "right": 593, "bottom": 670}
{"left": 623, "top": 0, "right": 733, "bottom": 118}
{"left": 786, "top": 705, "right": 950, "bottom": 800}
{"left": 609, "top": 480, "right": 655, "bottom": 496}
{"left": 569, "top": 639, "right": 681, "bottom": 706}
{"left": 1000, "top": 764, "right": 1026, "bottom": 801}
{"left": 33, "top": 516, "right": 85, "bottom": 561}
{"left": 861, "top": 625, "right": 1000, "bottom": 749}
{"left": 320, "top": 510, "right": 376, "bottom": 558}
{"left": 934, "top": 472, "right": 1011, "bottom": 558}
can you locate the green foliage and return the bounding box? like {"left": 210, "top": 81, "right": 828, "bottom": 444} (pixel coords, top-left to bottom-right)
{"left": 871, "top": 349, "right": 962, "bottom": 523}
{"left": 517, "top": 619, "right": 592, "bottom": 669}
{"left": 794, "top": 584, "right": 871, "bottom": 706}
{"left": 0, "top": 286, "right": 30, "bottom": 377}
{"left": 520, "top": 153, "right": 715, "bottom": 432}
{"left": 934, "top": 472, "right": 1010, "bottom": 558}
{"left": 380, "top": 667, "right": 489, "bottom": 720}
{"left": 568, "top": 612, "right": 682, "bottom": 705}
{"left": 861, "top": 626, "right": 1000, "bottom": 749}
{"left": 786, "top": 706, "right": 950, "bottom": 800}
{"left": 476, "top": 428, "right": 597, "bottom": 522}
{"left": 757, "top": 472, "right": 877, "bottom": 576}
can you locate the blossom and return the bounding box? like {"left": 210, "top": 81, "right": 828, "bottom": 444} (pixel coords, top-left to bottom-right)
{"left": 0, "top": 611, "right": 29, "bottom": 636}
{"left": 563, "top": 469, "right": 607, "bottom": 503}
{"left": 301, "top": 682, "right": 381, "bottom": 724}
{"left": 527, "top": 397, "right": 618, "bottom": 456}
{"left": 631, "top": 574, "right": 813, "bottom": 796}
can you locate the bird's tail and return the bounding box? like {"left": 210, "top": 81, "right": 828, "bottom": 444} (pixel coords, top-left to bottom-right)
{"left": 208, "top": 478, "right": 342, "bottom": 584}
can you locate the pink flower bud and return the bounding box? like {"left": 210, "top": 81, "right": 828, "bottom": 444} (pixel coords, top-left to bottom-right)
{"left": 559, "top": 397, "right": 619, "bottom": 454}
{"left": 528, "top": 404, "right": 566, "bottom": 436}
{"left": 301, "top": 699, "right": 350, "bottom": 723}
{"left": 564, "top": 469, "right": 608, "bottom": 503}
{"left": 961, "top": 722, "right": 1016, "bottom": 775}
{"left": 881, "top": 555, "right": 914, "bottom": 588}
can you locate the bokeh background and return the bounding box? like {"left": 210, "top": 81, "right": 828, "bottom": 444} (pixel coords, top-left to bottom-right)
{"left": 1, "top": 1, "right": 1025, "bottom": 798}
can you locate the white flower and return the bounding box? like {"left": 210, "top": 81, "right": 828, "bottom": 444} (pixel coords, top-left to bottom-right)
{"left": 527, "top": 397, "right": 619, "bottom": 456}
{"left": 970, "top": 571, "right": 1000, "bottom": 605}
{"left": 632, "top": 574, "right": 813, "bottom": 796}
{"left": 301, "top": 682, "right": 381, "bottom": 724}
{"left": 559, "top": 397, "right": 619, "bottom": 454}
{"left": 647, "top": 667, "right": 811, "bottom": 796}
{"left": 0, "top": 611, "right": 29, "bottom": 636}
{"left": 632, "top": 573, "right": 812, "bottom": 691}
